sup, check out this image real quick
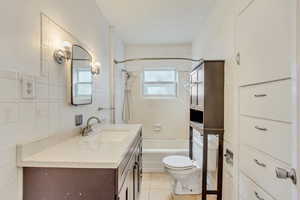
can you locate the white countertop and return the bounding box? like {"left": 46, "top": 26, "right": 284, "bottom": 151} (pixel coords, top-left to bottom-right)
{"left": 17, "top": 124, "right": 142, "bottom": 169}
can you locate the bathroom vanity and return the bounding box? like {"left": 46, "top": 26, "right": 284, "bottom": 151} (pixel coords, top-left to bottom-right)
{"left": 17, "top": 124, "right": 143, "bottom": 200}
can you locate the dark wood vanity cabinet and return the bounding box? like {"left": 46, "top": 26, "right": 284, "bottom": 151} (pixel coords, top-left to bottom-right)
{"left": 23, "top": 132, "right": 143, "bottom": 200}
{"left": 117, "top": 133, "right": 143, "bottom": 200}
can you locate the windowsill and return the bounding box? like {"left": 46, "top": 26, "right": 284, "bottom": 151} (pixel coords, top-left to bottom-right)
{"left": 143, "top": 96, "right": 178, "bottom": 100}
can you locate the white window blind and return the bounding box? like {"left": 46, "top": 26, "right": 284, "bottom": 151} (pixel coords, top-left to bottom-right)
{"left": 143, "top": 69, "right": 177, "bottom": 97}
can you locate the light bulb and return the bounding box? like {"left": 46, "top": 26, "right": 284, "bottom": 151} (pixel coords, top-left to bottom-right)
{"left": 62, "top": 41, "right": 72, "bottom": 50}
{"left": 92, "top": 62, "right": 101, "bottom": 75}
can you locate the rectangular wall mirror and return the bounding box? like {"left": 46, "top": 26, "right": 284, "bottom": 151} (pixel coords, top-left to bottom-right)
{"left": 71, "top": 44, "right": 93, "bottom": 105}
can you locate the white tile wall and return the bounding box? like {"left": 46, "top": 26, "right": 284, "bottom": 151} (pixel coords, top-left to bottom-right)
{"left": 0, "top": 14, "right": 111, "bottom": 199}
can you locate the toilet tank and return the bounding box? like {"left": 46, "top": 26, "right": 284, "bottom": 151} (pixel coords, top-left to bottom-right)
{"left": 192, "top": 130, "right": 218, "bottom": 171}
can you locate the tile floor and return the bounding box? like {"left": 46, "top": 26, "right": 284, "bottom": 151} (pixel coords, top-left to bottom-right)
{"left": 140, "top": 172, "right": 216, "bottom": 200}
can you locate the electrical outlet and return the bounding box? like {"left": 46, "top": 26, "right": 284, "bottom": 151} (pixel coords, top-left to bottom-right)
{"left": 75, "top": 114, "right": 83, "bottom": 126}
{"left": 152, "top": 123, "right": 162, "bottom": 133}
{"left": 21, "top": 75, "right": 35, "bottom": 99}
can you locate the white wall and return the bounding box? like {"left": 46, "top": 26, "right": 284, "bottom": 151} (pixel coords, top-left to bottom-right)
{"left": 125, "top": 44, "right": 192, "bottom": 144}
{"left": 297, "top": 0, "right": 300, "bottom": 197}
{"left": 111, "top": 32, "right": 126, "bottom": 124}
{"left": 192, "top": 0, "right": 237, "bottom": 146}
{"left": 0, "top": 1, "right": 114, "bottom": 199}
{"left": 192, "top": 0, "right": 238, "bottom": 199}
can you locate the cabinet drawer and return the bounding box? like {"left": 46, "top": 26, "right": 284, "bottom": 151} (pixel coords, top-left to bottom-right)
{"left": 239, "top": 146, "right": 292, "bottom": 200}
{"left": 240, "top": 80, "right": 291, "bottom": 122}
{"left": 240, "top": 116, "right": 292, "bottom": 164}
{"left": 239, "top": 172, "right": 274, "bottom": 200}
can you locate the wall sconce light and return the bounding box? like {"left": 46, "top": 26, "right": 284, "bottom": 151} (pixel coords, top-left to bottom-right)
{"left": 92, "top": 62, "right": 101, "bottom": 75}
{"left": 53, "top": 41, "right": 72, "bottom": 64}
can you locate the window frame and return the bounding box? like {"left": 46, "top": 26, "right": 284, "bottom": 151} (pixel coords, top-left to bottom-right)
{"left": 142, "top": 68, "right": 178, "bottom": 98}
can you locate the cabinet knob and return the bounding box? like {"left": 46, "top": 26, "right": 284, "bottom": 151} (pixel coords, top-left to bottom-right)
{"left": 275, "top": 167, "right": 297, "bottom": 185}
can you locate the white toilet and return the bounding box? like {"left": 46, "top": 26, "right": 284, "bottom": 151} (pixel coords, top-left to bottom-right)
{"left": 162, "top": 135, "right": 218, "bottom": 195}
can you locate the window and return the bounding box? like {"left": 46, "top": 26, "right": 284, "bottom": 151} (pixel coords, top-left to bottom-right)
{"left": 143, "top": 69, "right": 177, "bottom": 97}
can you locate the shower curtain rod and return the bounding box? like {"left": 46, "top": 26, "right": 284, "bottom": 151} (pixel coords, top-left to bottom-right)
{"left": 114, "top": 57, "right": 204, "bottom": 64}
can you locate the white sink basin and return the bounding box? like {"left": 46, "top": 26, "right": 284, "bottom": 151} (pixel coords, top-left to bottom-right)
{"left": 93, "top": 125, "right": 131, "bottom": 133}
{"left": 96, "top": 132, "right": 130, "bottom": 142}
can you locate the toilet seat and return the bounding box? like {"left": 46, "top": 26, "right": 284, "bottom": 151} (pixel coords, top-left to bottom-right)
{"left": 163, "top": 155, "right": 195, "bottom": 170}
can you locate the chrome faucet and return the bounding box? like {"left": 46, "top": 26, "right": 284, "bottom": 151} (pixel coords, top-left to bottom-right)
{"left": 81, "top": 116, "right": 102, "bottom": 136}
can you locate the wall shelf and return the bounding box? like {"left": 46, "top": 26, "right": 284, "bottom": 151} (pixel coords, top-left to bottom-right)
{"left": 190, "top": 121, "right": 203, "bottom": 132}
{"left": 190, "top": 104, "right": 204, "bottom": 112}
{"left": 190, "top": 121, "right": 224, "bottom": 134}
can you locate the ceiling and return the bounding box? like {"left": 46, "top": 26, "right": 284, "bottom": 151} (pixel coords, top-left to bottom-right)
{"left": 96, "top": 0, "right": 215, "bottom": 44}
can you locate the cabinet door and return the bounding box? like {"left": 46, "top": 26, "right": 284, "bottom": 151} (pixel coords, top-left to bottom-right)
{"left": 197, "top": 68, "right": 204, "bottom": 108}
{"left": 236, "top": 0, "right": 292, "bottom": 85}
{"left": 119, "top": 159, "right": 135, "bottom": 200}
{"left": 137, "top": 145, "right": 143, "bottom": 194}
{"left": 128, "top": 168, "right": 134, "bottom": 200}
{"left": 190, "top": 71, "right": 198, "bottom": 105}
{"left": 133, "top": 163, "right": 139, "bottom": 200}
{"left": 118, "top": 182, "right": 129, "bottom": 200}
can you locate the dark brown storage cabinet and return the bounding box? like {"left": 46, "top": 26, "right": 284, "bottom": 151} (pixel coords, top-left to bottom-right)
{"left": 23, "top": 131, "right": 143, "bottom": 200}
{"left": 189, "top": 60, "right": 224, "bottom": 200}
{"left": 190, "top": 60, "right": 224, "bottom": 128}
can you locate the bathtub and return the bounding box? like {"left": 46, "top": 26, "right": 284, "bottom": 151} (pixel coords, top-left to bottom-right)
{"left": 142, "top": 139, "right": 189, "bottom": 172}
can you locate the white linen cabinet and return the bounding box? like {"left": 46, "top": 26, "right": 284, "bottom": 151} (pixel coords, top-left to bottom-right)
{"left": 236, "top": 0, "right": 295, "bottom": 199}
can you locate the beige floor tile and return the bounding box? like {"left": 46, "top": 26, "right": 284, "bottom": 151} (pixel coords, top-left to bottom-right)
{"left": 171, "top": 193, "right": 217, "bottom": 200}
{"left": 139, "top": 189, "right": 150, "bottom": 200}
{"left": 143, "top": 173, "right": 152, "bottom": 180}
{"left": 171, "top": 193, "right": 199, "bottom": 200}
{"left": 142, "top": 173, "right": 152, "bottom": 190}
{"left": 207, "top": 196, "right": 217, "bottom": 200}
{"left": 202, "top": 195, "right": 217, "bottom": 200}
{"left": 141, "top": 172, "right": 217, "bottom": 200}
{"left": 150, "top": 172, "right": 173, "bottom": 190}
{"left": 149, "top": 189, "right": 172, "bottom": 200}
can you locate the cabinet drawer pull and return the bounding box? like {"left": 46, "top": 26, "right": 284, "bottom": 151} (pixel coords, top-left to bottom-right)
{"left": 254, "top": 94, "right": 267, "bottom": 98}
{"left": 254, "top": 192, "right": 265, "bottom": 200}
{"left": 254, "top": 159, "right": 267, "bottom": 167}
{"left": 254, "top": 126, "right": 268, "bottom": 131}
